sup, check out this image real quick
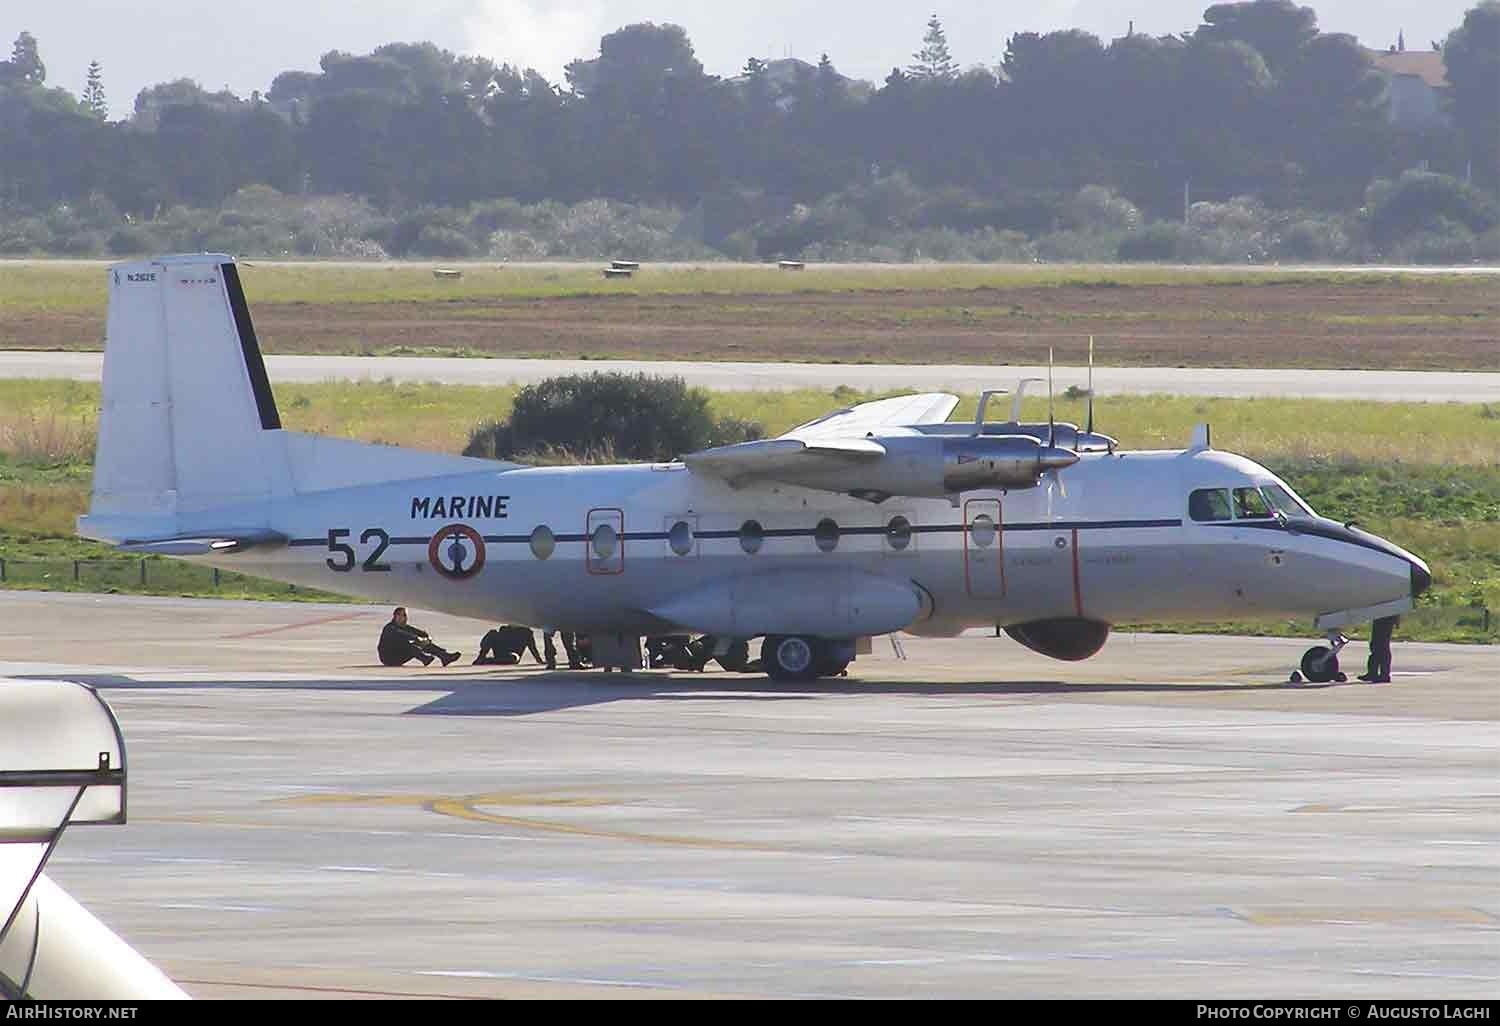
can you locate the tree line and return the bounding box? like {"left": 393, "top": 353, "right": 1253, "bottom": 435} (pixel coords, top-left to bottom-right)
{"left": 0, "top": 1, "right": 1496, "bottom": 262}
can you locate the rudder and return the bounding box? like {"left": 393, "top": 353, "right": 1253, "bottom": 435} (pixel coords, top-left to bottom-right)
{"left": 83, "top": 255, "right": 292, "bottom": 539}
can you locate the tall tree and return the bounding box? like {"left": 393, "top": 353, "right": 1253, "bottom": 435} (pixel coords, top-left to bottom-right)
{"left": 83, "top": 60, "right": 107, "bottom": 119}
{"left": 1443, "top": 1, "right": 1500, "bottom": 190}
{"left": 9, "top": 31, "right": 45, "bottom": 85}
{"left": 909, "top": 15, "right": 959, "bottom": 79}
{"left": 1197, "top": 0, "right": 1317, "bottom": 76}
{"left": 1274, "top": 33, "right": 1388, "bottom": 206}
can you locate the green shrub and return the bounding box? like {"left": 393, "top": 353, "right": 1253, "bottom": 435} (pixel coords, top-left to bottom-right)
{"left": 1365, "top": 171, "right": 1500, "bottom": 244}
{"left": 463, "top": 373, "right": 764, "bottom": 464}
{"left": 1117, "top": 222, "right": 1189, "bottom": 261}
{"left": 411, "top": 225, "right": 477, "bottom": 258}
{"left": 106, "top": 225, "right": 154, "bottom": 255}
{"left": 1388, "top": 217, "right": 1477, "bottom": 264}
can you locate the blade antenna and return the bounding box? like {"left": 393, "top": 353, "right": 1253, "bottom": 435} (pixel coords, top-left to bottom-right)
{"left": 1085, "top": 336, "right": 1095, "bottom": 438}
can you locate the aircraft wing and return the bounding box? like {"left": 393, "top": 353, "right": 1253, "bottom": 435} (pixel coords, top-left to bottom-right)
{"left": 684, "top": 393, "right": 956, "bottom": 490}
{"left": 683, "top": 436, "right": 885, "bottom": 485}
{"left": 782, "top": 392, "right": 959, "bottom": 440}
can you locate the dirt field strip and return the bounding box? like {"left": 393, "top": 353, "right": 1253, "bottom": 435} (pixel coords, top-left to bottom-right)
{"left": 2, "top": 267, "right": 1496, "bottom": 370}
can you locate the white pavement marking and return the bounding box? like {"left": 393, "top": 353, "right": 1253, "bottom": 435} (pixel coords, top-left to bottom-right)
{"left": 3, "top": 351, "right": 1499, "bottom": 402}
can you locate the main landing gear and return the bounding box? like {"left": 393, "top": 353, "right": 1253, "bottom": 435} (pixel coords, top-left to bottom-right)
{"left": 1291, "top": 630, "right": 1350, "bottom": 684}
{"left": 761, "top": 636, "right": 854, "bottom": 682}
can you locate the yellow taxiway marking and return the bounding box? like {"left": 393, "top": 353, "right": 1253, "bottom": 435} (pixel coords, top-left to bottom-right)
{"left": 277, "top": 791, "right": 614, "bottom": 809}
{"left": 271, "top": 791, "right": 761, "bottom": 850}
{"left": 1234, "top": 907, "right": 1497, "bottom": 927}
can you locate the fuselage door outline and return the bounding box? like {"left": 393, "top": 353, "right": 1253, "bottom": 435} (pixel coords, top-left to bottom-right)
{"left": 587, "top": 507, "right": 625, "bottom": 575}
{"left": 963, "top": 497, "right": 1005, "bottom": 599}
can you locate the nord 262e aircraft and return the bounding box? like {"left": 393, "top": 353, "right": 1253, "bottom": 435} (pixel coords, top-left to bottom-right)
{"left": 79, "top": 255, "right": 1430, "bottom": 682}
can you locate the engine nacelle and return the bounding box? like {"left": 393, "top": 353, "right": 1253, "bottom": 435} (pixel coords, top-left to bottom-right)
{"left": 1003, "top": 618, "right": 1111, "bottom": 661}
{"left": 781, "top": 434, "right": 1078, "bottom": 500}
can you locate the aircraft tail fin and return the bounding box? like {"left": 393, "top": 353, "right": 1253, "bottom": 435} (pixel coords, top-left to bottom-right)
{"left": 80, "top": 255, "right": 496, "bottom": 546}
{"left": 82, "top": 256, "right": 292, "bottom": 542}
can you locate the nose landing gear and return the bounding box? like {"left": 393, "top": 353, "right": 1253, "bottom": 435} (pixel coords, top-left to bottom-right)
{"left": 1292, "top": 631, "right": 1350, "bottom": 684}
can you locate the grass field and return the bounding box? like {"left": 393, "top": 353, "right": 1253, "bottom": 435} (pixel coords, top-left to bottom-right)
{"left": 2, "top": 378, "right": 1494, "bottom": 642}
{"left": 3, "top": 261, "right": 1497, "bottom": 370}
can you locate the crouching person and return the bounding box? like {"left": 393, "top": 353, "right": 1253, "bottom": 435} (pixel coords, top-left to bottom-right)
{"left": 474, "top": 625, "right": 544, "bottom": 665}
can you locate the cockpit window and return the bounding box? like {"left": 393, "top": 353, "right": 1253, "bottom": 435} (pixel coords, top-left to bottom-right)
{"left": 1189, "top": 488, "right": 1233, "bottom": 522}
{"left": 1233, "top": 487, "right": 1273, "bottom": 519}
{"left": 1261, "top": 484, "right": 1311, "bottom": 517}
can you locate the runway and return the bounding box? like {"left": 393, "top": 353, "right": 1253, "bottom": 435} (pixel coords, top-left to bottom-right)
{"left": 1, "top": 592, "right": 1495, "bottom": 999}
{"left": 3, "top": 351, "right": 1499, "bottom": 402}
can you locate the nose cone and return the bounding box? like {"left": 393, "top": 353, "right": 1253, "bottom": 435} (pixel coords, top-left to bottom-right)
{"left": 1039, "top": 447, "right": 1080, "bottom": 472}
{"left": 1410, "top": 556, "right": 1432, "bottom": 598}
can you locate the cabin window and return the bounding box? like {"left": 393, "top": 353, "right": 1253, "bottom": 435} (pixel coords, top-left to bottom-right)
{"left": 1261, "top": 484, "right": 1311, "bottom": 517}
{"left": 529, "top": 525, "right": 555, "bottom": 560}
{"left": 886, "top": 515, "right": 913, "bottom": 551}
{"left": 1233, "top": 487, "right": 1273, "bottom": 519}
{"left": 1189, "top": 488, "right": 1233, "bottom": 522}
{"left": 591, "top": 522, "right": 618, "bottom": 559}
{"left": 814, "top": 518, "right": 840, "bottom": 553}
{"left": 668, "top": 520, "right": 694, "bottom": 556}
{"left": 969, "top": 513, "right": 996, "bottom": 547}
{"left": 739, "top": 519, "right": 763, "bottom": 554}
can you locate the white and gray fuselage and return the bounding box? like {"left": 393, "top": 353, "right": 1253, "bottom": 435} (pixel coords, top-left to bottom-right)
{"left": 188, "top": 447, "right": 1425, "bottom": 639}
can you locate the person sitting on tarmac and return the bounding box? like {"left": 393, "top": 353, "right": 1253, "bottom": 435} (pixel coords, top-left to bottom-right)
{"left": 378, "top": 607, "right": 460, "bottom": 667}
{"left": 474, "top": 624, "right": 544, "bottom": 666}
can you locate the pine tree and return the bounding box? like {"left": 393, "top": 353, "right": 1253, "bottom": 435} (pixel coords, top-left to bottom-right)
{"left": 84, "top": 59, "right": 107, "bottom": 118}
{"left": 909, "top": 15, "right": 958, "bottom": 79}
{"left": 9, "top": 31, "right": 45, "bottom": 85}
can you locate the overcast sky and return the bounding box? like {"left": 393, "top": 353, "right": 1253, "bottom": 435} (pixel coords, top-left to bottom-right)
{"left": 11, "top": 1, "right": 1476, "bottom": 118}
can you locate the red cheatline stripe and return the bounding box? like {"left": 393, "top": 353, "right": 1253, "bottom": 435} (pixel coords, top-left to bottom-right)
{"left": 1071, "top": 528, "right": 1083, "bottom": 617}
{"left": 224, "top": 611, "right": 375, "bottom": 640}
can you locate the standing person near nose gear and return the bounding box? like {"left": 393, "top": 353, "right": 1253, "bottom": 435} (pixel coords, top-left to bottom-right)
{"left": 378, "top": 607, "right": 461, "bottom": 667}
{"left": 1358, "top": 615, "right": 1399, "bottom": 683}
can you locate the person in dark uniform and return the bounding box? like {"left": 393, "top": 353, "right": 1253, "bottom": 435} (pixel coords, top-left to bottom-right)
{"left": 542, "top": 628, "right": 583, "bottom": 670}
{"left": 378, "top": 607, "right": 460, "bottom": 667}
{"left": 474, "top": 625, "right": 544, "bottom": 665}
{"left": 1358, "top": 614, "right": 1399, "bottom": 683}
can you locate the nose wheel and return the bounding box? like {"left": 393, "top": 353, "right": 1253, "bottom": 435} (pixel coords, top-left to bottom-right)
{"left": 1292, "top": 632, "right": 1349, "bottom": 684}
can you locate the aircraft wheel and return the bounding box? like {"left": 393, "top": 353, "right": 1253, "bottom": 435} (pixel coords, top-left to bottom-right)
{"left": 1299, "top": 645, "right": 1339, "bottom": 684}
{"left": 762, "top": 635, "right": 822, "bottom": 682}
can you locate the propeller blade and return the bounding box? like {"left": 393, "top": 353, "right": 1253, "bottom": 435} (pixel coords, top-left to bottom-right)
{"left": 1047, "top": 346, "right": 1055, "bottom": 447}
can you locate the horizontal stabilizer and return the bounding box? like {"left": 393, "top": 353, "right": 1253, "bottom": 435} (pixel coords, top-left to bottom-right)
{"left": 115, "top": 530, "right": 288, "bottom": 556}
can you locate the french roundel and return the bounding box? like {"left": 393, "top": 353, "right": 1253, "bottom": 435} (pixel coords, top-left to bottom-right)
{"left": 428, "top": 524, "right": 486, "bottom": 580}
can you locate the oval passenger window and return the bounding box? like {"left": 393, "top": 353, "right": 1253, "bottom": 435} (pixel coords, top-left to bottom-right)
{"left": 591, "top": 523, "right": 617, "bottom": 559}
{"left": 668, "top": 520, "right": 694, "bottom": 556}
{"left": 529, "top": 525, "right": 555, "bottom": 560}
